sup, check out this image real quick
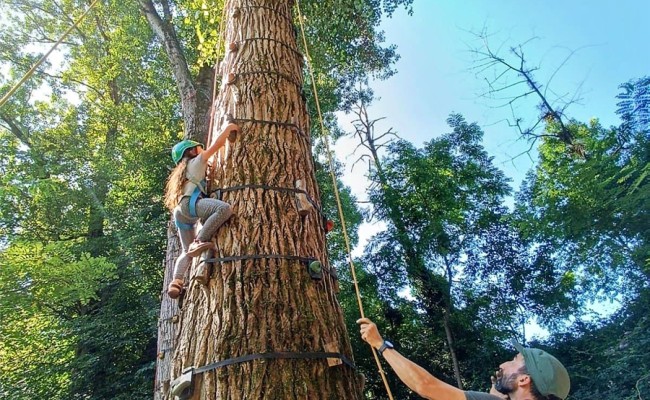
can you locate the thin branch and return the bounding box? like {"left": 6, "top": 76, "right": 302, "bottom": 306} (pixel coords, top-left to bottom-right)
{"left": 374, "top": 142, "right": 391, "bottom": 151}
{"left": 635, "top": 373, "right": 649, "bottom": 400}
{"left": 481, "top": 78, "right": 528, "bottom": 96}
{"left": 374, "top": 130, "right": 399, "bottom": 142}
{"left": 471, "top": 31, "right": 581, "bottom": 148}
{"left": 51, "top": 0, "right": 87, "bottom": 39}
{"left": 485, "top": 67, "right": 513, "bottom": 88}
{"left": 351, "top": 153, "right": 371, "bottom": 170}
{"left": 351, "top": 140, "right": 372, "bottom": 156}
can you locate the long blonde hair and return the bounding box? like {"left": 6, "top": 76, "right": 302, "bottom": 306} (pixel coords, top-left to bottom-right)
{"left": 164, "top": 158, "right": 189, "bottom": 211}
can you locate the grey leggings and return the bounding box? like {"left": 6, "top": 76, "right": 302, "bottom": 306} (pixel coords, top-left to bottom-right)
{"left": 172, "top": 196, "right": 232, "bottom": 280}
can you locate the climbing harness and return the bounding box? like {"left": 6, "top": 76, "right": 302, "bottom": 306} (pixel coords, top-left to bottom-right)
{"left": 174, "top": 220, "right": 195, "bottom": 231}
{"left": 170, "top": 178, "right": 207, "bottom": 228}
{"left": 187, "top": 178, "right": 208, "bottom": 218}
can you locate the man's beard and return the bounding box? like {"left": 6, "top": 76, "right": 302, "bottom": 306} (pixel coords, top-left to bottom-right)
{"left": 494, "top": 371, "right": 518, "bottom": 395}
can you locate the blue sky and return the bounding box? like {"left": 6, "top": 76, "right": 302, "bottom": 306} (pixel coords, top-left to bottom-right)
{"left": 5, "top": 0, "right": 641, "bottom": 337}
{"left": 333, "top": 2, "right": 648, "bottom": 328}
{"left": 335, "top": 0, "right": 650, "bottom": 196}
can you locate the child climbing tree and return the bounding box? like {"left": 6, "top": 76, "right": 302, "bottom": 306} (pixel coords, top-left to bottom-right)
{"left": 140, "top": 0, "right": 382, "bottom": 398}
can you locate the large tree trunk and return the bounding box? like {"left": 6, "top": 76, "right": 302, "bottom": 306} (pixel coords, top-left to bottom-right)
{"left": 156, "top": 0, "right": 362, "bottom": 398}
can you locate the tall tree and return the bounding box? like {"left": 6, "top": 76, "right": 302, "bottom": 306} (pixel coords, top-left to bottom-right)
{"left": 514, "top": 107, "right": 650, "bottom": 305}
{"left": 472, "top": 31, "right": 649, "bottom": 311}
{"left": 512, "top": 79, "right": 650, "bottom": 312}
{"left": 141, "top": 0, "right": 413, "bottom": 398}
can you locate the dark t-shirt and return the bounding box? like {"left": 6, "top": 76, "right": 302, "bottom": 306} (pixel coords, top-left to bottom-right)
{"left": 465, "top": 391, "right": 504, "bottom": 400}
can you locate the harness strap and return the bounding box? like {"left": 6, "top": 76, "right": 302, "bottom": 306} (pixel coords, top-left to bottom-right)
{"left": 189, "top": 187, "right": 202, "bottom": 218}
{"left": 171, "top": 351, "right": 355, "bottom": 397}
{"left": 194, "top": 351, "right": 356, "bottom": 374}
{"left": 175, "top": 220, "right": 195, "bottom": 231}
{"left": 215, "top": 184, "right": 325, "bottom": 218}
{"left": 190, "top": 178, "right": 208, "bottom": 196}
{"left": 201, "top": 254, "right": 338, "bottom": 280}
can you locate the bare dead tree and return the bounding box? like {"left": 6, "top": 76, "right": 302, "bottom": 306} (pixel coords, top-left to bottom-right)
{"left": 470, "top": 30, "right": 588, "bottom": 158}
{"left": 348, "top": 88, "right": 399, "bottom": 186}
{"left": 344, "top": 88, "right": 466, "bottom": 389}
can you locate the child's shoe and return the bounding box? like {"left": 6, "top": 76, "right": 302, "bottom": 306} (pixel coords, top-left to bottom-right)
{"left": 167, "top": 278, "right": 184, "bottom": 299}
{"left": 186, "top": 240, "right": 215, "bottom": 257}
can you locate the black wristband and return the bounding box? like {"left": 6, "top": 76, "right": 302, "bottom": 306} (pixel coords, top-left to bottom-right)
{"left": 377, "top": 340, "right": 394, "bottom": 355}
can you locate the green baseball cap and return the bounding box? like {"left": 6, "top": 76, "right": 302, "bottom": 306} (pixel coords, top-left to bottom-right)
{"left": 513, "top": 340, "right": 571, "bottom": 399}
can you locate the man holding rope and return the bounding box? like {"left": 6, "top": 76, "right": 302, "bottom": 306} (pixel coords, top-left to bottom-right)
{"left": 357, "top": 318, "right": 570, "bottom": 400}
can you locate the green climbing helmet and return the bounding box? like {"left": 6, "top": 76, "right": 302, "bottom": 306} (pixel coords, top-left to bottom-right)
{"left": 171, "top": 140, "right": 203, "bottom": 165}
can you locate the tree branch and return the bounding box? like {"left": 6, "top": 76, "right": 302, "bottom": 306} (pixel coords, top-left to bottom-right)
{"left": 471, "top": 32, "right": 582, "bottom": 149}
{"left": 0, "top": 112, "right": 32, "bottom": 148}
{"left": 138, "top": 0, "right": 196, "bottom": 120}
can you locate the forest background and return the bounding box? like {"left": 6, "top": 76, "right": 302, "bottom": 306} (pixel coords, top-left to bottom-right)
{"left": 0, "top": 0, "right": 648, "bottom": 399}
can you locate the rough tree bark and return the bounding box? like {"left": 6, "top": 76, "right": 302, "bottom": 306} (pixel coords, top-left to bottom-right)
{"left": 156, "top": 223, "right": 183, "bottom": 399}
{"left": 153, "top": 0, "right": 363, "bottom": 398}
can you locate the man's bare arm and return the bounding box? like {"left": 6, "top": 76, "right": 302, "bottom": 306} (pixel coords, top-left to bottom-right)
{"left": 357, "top": 318, "right": 465, "bottom": 400}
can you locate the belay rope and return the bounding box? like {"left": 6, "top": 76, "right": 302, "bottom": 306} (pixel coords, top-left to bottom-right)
{"left": 295, "top": 1, "right": 396, "bottom": 399}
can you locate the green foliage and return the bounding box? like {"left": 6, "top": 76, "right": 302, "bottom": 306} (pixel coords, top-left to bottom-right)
{"left": 617, "top": 76, "right": 650, "bottom": 135}
{"left": 66, "top": 278, "right": 159, "bottom": 400}
{"left": 515, "top": 116, "right": 649, "bottom": 303}
{"left": 0, "top": 0, "right": 175, "bottom": 398}
{"left": 509, "top": 78, "right": 649, "bottom": 397}
{"left": 316, "top": 158, "right": 363, "bottom": 265}
{"left": 298, "top": 0, "right": 413, "bottom": 141}
{"left": 174, "top": 0, "right": 227, "bottom": 67}
{"left": 0, "top": 241, "right": 116, "bottom": 399}
{"left": 360, "top": 113, "right": 539, "bottom": 394}
{"left": 545, "top": 289, "right": 650, "bottom": 400}
{"left": 366, "top": 114, "right": 513, "bottom": 303}
{"left": 0, "top": 241, "right": 117, "bottom": 309}
{"left": 0, "top": 312, "right": 74, "bottom": 400}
